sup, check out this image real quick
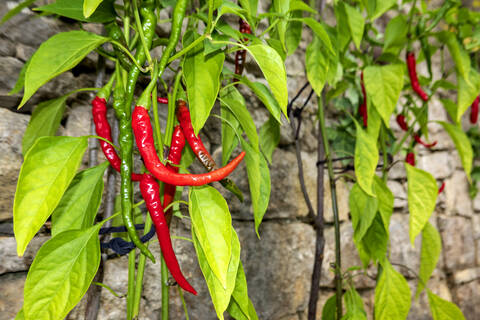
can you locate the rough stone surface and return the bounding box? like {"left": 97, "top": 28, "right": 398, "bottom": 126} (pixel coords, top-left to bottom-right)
{"left": 444, "top": 171, "right": 474, "bottom": 217}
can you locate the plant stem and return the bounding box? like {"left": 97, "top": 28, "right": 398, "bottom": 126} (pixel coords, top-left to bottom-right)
{"left": 132, "top": 0, "right": 153, "bottom": 66}
{"left": 161, "top": 256, "right": 170, "bottom": 319}
{"left": 127, "top": 247, "right": 137, "bottom": 320}
{"left": 317, "top": 94, "right": 343, "bottom": 318}
{"left": 168, "top": 34, "right": 206, "bottom": 63}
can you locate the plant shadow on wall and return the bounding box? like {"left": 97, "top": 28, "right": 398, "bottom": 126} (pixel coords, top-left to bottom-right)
{"left": 1, "top": 0, "right": 479, "bottom": 319}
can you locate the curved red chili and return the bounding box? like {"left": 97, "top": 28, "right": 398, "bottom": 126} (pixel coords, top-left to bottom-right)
{"left": 406, "top": 52, "right": 429, "bottom": 102}
{"left": 405, "top": 152, "right": 415, "bottom": 166}
{"left": 139, "top": 174, "right": 197, "bottom": 295}
{"left": 163, "top": 125, "right": 185, "bottom": 216}
{"left": 414, "top": 134, "right": 437, "bottom": 148}
{"left": 438, "top": 182, "right": 445, "bottom": 194}
{"left": 91, "top": 96, "right": 143, "bottom": 181}
{"left": 359, "top": 71, "right": 367, "bottom": 127}
{"left": 470, "top": 96, "right": 479, "bottom": 124}
{"left": 132, "top": 106, "right": 245, "bottom": 186}
{"left": 396, "top": 114, "right": 408, "bottom": 131}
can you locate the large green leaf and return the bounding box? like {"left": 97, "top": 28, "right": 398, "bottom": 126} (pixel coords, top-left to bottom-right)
{"left": 14, "top": 136, "right": 88, "bottom": 255}
{"left": 227, "top": 298, "right": 258, "bottom": 320}
{"left": 344, "top": 3, "right": 365, "bottom": 50}
{"left": 23, "top": 225, "right": 101, "bottom": 320}
{"left": 373, "top": 176, "right": 394, "bottom": 230}
{"left": 354, "top": 121, "right": 378, "bottom": 196}
{"left": 322, "top": 294, "right": 337, "bottom": 320}
{"left": 417, "top": 223, "right": 442, "bottom": 298}
{"left": 457, "top": 69, "right": 480, "bottom": 124}
{"left": 440, "top": 32, "right": 470, "bottom": 80}
{"left": 438, "top": 121, "right": 473, "bottom": 181}
{"left": 22, "top": 96, "right": 68, "bottom": 156}
{"left": 220, "top": 86, "right": 259, "bottom": 151}
{"left": 343, "top": 287, "right": 367, "bottom": 320}
{"left": 259, "top": 115, "right": 280, "bottom": 164}
{"left": 406, "top": 164, "right": 438, "bottom": 245}
{"left": 51, "top": 162, "right": 108, "bottom": 236}
{"left": 9, "top": 57, "right": 31, "bottom": 95}
{"left": 221, "top": 106, "right": 241, "bottom": 166}
{"left": 228, "top": 262, "right": 253, "bottom": 319}
{"left": 36, "top": 0, "right": 115, "bottom": 23}
{"left": 427, "top": 290, "right": 466, "bottom": 320}
{"left": 334, "top": 3, "right": 351, "bottom": 51}
{"left": 285, "top": 10, "right": 303, "bottom": 56}
{"left": 306, "top": 35, "right": 329, "bottom": 96}
{"left": 375, "top": 261, "right": 411, "bottom": 319}
{"left": 349, "top": 183, "right": 378, "bottom": 243}
{"left": 273, "top": 0, "right": 290, "bottom": 51}
{"left": 183, "top": 31, "right": 225, "bottom": 134}
{"left": 190, "top": 185, "right": 233, "bottom": 288}
{"left": 363, "top": 64, "right": 404, "bottom": 127}
{"left": 0, "top": 0, "right": 37, "bottom": 26}
{"left": 370, "top": 0, "right": 396, "bottom": 20}
{"left": 240, "top": 77, "right": 282, "bottom": 123}
{"left": 383, "top": 15, "right": 407, "bottom": 55}
{"left": 246, "top": 44, "right": 288, "bottom": 116}
{"left": 300, "top": 18, "right": 334, "bottom": 55}
{"left": 359, "top": 213, "right": 388, "bottom": 264}
{"left": 83, "top": 0, "right": 103, "bottom": 18}
{"left": 192, "top": 229, "right": 240, "bottom": 320}
{"left": 241, "top": 139, "right": 271, "bottom": 236}
{"left": 238, "top": 0, "right": 258, "bottom": 27}
{"left": 18, "top": 31, "right": 108, "bottom": 108}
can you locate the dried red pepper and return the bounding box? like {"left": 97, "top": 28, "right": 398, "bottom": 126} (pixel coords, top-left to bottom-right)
{"left": 92, "top": 96, "right": 143, "bottom": 181}
{"left": 132, "top": 105, "right": 245, "bottom": 186}
{"left": 176, "top": 100, "right": 244, "bottom": 201}
{"left": 139, "top": 173, "right": 197, "bottom": 295}
{"left": 358, "top": 71, "right": 367, "bottom": 127}
{"left": 414, "top": 134, "right": 437, "bottom": 148}
{"left": 396, "top": 114, "right": 408, "bottom": 131}
{"left": 470, "top": 96, "right": 479, "bottom": 124}
{"left": 406, "top": 51, "right": 429, "bottom": 102}
{"left": 406, "top": 152, "right": 415, "bottom": 166}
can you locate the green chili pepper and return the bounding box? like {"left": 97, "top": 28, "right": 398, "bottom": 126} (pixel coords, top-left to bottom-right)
{"left": 157, "top": 0, "right": 188, "bottom": 78}
{"left": 105, "top": 21, "right": 133, "bottom": 71}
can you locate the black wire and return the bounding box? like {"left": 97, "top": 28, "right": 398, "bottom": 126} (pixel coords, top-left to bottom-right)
{"left": 99, "top": 224, "right": 156, "bottom": 256}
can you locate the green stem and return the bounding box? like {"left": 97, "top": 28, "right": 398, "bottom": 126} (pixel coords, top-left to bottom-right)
{"left": 127, "top": 246, "right": 137, "bottom": 320}
{"left": 132, "top": 0, "right": 153, "bottom": 66}
{"left": 178, "top": 287, "right": 190, "bottom": 320}
{"left": 132, "top": 215, "right": 153, "bottom": 318}
{"left": 406, "top": 0, "right": 418, "bottom": 39}
{"left": 168, "top": 34, "right": 206, "bottom": 63}
{"left": 164, "top": 70, "right": 183, "bottom": 148}
{"left": 110, "top": 40, "right": 149, "bottom": 72}
{"left": 161, "top": 256, "right": 170, "bottom": 319}
{"left": 317, "top": 94, "right": 343, "bottom": 318}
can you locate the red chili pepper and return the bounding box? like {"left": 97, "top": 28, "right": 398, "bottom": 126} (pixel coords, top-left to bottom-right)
{"left": 405, "top": 152, "right": 415, "bottom": 166}
{"left": 470, "top": 96, "right": 479, "bottom": 124}
{"left": 157, "top": 97, "right": 169, "bottom": 105}
{"left": 139, "top": 174, "right": 197, "bottom": 295}
{"left": 91, "top": 96, "right": 143, "bottom": 181}
{"left": 438, "top": 182, "right": 445, "bottom": 194}
{"left": 406, "top": 52, "right": 429, "bottom": 102}
{"left": 414, "top": 134, "right": 437, "bottom": 148}
{"left": 132, "top": 106, "right": 245, "bottom": 186}
{"left": 176, "top": 100, "right": 244, "bottom": 201}
{"left": 163, "top": 125, "right": 185, "bottom": 218}
{"left": 358, "top": 71, "right": 367, "bottom": 127}
{"left": 234, "top": 19, "right": 252, "bottom": 76}
{"left": 396, "top": 114, "right": 408, "bottom": 131}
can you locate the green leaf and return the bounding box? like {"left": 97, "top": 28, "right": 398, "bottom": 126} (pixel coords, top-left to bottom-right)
{"left": 14, "top": 308, "right": 24, "bottom": 320}
{"left": 370, "top": 0, "right": 396, "bottom": 20}
{"left": 427, "top": 290, "right": 466, "bottom": 320}
{"left": 51, "top": 162, "right": 108, "bottom": 236}
{"left": 440, "top": 99, "right": 458, "bottom": 123}
{"left": 22, "top": 96, "right": 68, "bottom": 156}
{"left": 349, "top": 183, "right": 378, "bottom": 242}
{"left": 300, "top": 18, "right": 334, "bottom": 56}
{"left": 215, "top": 1, "right": 247, "bottom": 24}
{"left": 375, "top": 261, "right": 411, "bottom": 319}
{"left": 0, "top": 0, "right": 37, "bottom": 26}
{"left": 239, "top": 77, "right": 282, "bottom": 123}
{"left": 36, "top": 0, "right": 115, "bottom": 23}
{"left": 440, "top": 32, "right": 470, "bottom": 80}
{"left": 322, "top": 294, "right": 337, "bottom": 320}
{"left": 438, "top": 121, "right": 473, "bottom": 181}
{"left": 183, "top": 31, "right": 225, "bottom": 134}
{"left": 246, "top": 44, "right": 288, "bottom": 116}
{"left": 406, "top": 164, "right": 438, "bottom": 245}
{"left": 220, "top": 86, "right": 259, "bottom": 151}
{"left": 334, "top": 3, "right": 351, "bottom": 51}
{"left": 18, "top": 31, "right": 108, "bottom": 108}
{"left": 417, "top": 223, "right": 442, "bottom": 298}
{"left": 273, "top": 0, "right": 290, "bottom": 51}
{"left": 457, "top": 69, "right": 480, "bottom": 123}
{"left": 285, "top": 10, "right": 303, "bottom": 56}
{"left": 306, "top": 35, "right": 329, "bottom": 96}
{"left": 9, "top": 57, "right": 31, "bottom": 95}
{"left": 343, "top": 287, "right": 367, "bottom": 320}
{"left": 190, "top": 185, "right": 233, "bottom": 288}
{"left": 344, "top": 4, "right": 365, "bottom": 50}
{"left": 227, "top": 297, "right": 258, "bottom": 320}
{"left": 289, "top": 0, "right": 316, "bottom": 14}
{"left": 14, "top": 136, "right": 88, "bottom": 256}
{"left": 363, "top": 64, "right": 404, "bottom": 127}
{"left": 259, "top": 115, "right": 280, "bottom": 164}
{"left": 83, "top": 0, "right": 103, "bottom": 18}
{"left": 373, "top": 176, "right": 394, "bottom": 230}
{"left": 241, "top": 139, "right": 270, "bottom": 236}
{"left": 359, "top": 213, "right": 388, "bottom": 264}
{"left": 383, "top": 15, "right": 407, "bottom": 55}
{"left": 23, "top": 225, "right": 101, "bottom": 320}
{"left": 192, "top": 229, "right": 240, "bottom": 320}
{"left": 354, "top": 121, "right": 379, "bottom": 196}
{"left": 221, "top": 106, "right": 241, "bottom": 166}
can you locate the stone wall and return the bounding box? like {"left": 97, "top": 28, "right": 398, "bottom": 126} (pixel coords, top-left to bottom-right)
{"left": 1, "top": 1, "right": 479, "bottom": 320}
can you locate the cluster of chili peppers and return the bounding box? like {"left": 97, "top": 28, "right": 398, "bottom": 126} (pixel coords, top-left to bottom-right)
{"left": 92, "top": 87, "right": 245, "bottom": 295}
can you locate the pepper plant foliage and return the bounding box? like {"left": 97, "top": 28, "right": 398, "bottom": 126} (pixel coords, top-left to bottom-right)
{"left": 3, "top": 0, "right": 478, "bottom": 319}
